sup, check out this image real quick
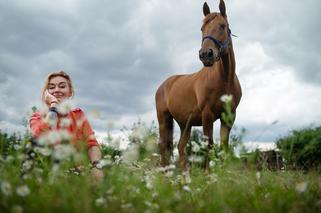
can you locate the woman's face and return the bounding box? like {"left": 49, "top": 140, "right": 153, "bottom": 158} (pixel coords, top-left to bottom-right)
{"left": 48, "top": 76, "right": 71, "bottom": 102}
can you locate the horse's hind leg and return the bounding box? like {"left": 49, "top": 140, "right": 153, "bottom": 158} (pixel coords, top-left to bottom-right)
{"left": 158, "top": 111, "right": 174, "bottom": 166}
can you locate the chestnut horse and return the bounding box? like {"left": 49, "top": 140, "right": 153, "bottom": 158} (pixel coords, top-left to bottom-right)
{"left": 155, "top": 0, "right": 242, "bottom": 169}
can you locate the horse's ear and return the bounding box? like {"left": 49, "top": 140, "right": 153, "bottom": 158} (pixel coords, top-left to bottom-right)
{"left": 203, "top": 2, "right": 210, "bottom": 16}
{"left": 219, "top": 0, "right": 227, "bottom": 17}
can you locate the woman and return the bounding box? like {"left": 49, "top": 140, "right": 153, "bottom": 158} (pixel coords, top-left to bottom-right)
{"left": 29, "top": 71, "right": 103, "bottom": 179}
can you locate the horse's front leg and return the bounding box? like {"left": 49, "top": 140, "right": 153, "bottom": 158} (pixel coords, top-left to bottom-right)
{"left": 202, "top": 108, "right": 214, "bottom": 170}
{"left": 178, "top": 124, "right": 192, "bottom": 170}
{"left": 220, "top": 117, "right": 234, "bottom": 153}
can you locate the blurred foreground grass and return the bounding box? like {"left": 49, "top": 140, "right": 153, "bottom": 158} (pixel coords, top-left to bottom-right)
{"left": 1, "top": 126, "right": 321, "bottom": 212}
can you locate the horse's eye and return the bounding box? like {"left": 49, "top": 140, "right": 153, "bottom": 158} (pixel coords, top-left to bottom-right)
{"left": 219, "top": 24, "right": 226, "bottom": 30}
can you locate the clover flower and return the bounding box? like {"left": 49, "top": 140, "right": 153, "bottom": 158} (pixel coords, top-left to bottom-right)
{"left": 1, "top": 181, "right": 12, "bottom": 196}
{"left": 16, "top": 185, "right": 30, "bottom": 197}
{"left": 220, "top": 94, "right": 233, "bottom": 103}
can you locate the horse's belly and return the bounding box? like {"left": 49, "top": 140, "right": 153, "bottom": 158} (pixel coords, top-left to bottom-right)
{"left": 168, "top": 102, "right": 202, "bottom": 126}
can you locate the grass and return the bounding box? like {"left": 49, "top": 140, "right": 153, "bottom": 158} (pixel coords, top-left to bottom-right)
{"left": 1, "top": 126, "right": 321, "bottom": 212}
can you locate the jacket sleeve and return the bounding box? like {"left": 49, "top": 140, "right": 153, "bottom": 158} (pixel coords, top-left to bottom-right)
{"left": 29, "top": 112, "right": 50, "bottom": 138}
{"left": 78, "top": 110, "right": 99, "bottom": 148}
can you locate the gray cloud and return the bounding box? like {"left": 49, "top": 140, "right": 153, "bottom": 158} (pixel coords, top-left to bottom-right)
{"left": 1, "top": 0, "right": 320, "bottom": 144}
{"left": 228, "top": 0, "right": 321, "bottom": 85}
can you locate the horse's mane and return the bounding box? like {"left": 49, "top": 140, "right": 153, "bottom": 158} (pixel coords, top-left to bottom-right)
{"left": 201, "top": 13, "right": 219, "bottom": 30}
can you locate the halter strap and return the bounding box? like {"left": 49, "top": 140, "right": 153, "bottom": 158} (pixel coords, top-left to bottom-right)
{"left": 202, "top": 29, "right": 232, "bottom": 53}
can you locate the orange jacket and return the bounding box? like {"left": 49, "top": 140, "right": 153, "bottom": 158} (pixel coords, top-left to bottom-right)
{"left": 29, "top": 108, "right": 99, "bottom": 149}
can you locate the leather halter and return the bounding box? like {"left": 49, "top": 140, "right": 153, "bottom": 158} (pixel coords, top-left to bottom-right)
{"left": 202, "top": 29, "right": 232, "bottom": 55}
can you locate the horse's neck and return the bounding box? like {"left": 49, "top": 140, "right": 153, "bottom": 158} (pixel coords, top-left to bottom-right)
{"left": 221, "top": 44, "right": 235, "bottom": 93}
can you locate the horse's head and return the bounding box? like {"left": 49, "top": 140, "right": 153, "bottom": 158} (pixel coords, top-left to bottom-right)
{"left": 199, "top": 0, "right": 231, "bottom": 67}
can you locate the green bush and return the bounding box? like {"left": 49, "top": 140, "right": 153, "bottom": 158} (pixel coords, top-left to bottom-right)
{"left": 276, "top": 126, "right": 321, "bottom": 170}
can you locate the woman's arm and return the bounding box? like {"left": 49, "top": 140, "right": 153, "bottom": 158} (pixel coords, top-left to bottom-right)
{"left": 29, "top": 112, "right": 51, "bottom": 137}
{"left": 88, "top": 146, "right": 102, "bottom": 163}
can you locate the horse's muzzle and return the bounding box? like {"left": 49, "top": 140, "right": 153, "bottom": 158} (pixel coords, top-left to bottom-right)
{"left": 199, "top": 48, "right": 220, "bottom": 67}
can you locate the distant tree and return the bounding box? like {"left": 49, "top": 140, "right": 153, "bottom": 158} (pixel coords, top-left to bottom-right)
{"left": 276, "top": 126, "right": 321, "bottom": 170}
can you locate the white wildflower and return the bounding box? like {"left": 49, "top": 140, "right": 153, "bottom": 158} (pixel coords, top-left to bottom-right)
{"left": 60, "top": 118, "right": 71, "bottom": 128}
{"left": 53, "top": 144, "right": 76, "bottom": 161}
{"left": 295, "top": 181, "right": 308, "bottom": 193}
{"left": 57, "top": 100, "right": 73, "bottom": 115}
{"left": 122, "top": 145, "right": 139, "bottom": 163}
{"left": 5, "top": 155, "right": 14, "bottom": 162}
{"left": 183, "top": 185, "right": 191, "bottom": 192}
{"left": 188, "top": 155, "right": 203, "bottom": 163}
{"left": 200, "top": 140, "right": 209, "bottom": 149}
{"left": 34, "top": 147, "right": 52, "bottom": 156}
{"left": 144, "top": 201, "right": 152, "bottom": 207}
{"left": 16, "top": 185, "right": 30, "bottom": 197}
{"left": 13, "top": 144, "right": 22, "bottom": 151}
{"left": 146, "top": 180, "right": 153, "bottom": 190}
{"left": 130, "top": 125, "right": 147, "bottom": 143}
{"left": 38, "top": 130, "right": 71, "bottom": 146}
{"left": 152, "top": 153, "right": 159, "bottom": 157}
{"left": 256, "top": 172, "right": 261, "bottom": 180}
{"left": 121, "top": 203, "right": 133, "bottom": 209}
{"left": 96, "top": 159, "right": 112, "bottom": 169}
{"left": 1, "top": 181, "right": 12, "bottom": 196}
{"left": 209, "top": 160, "right": 215, "bottom": 167}
{"left": 107, "top": 137, "right": 121, "bottom": 150}
{"left": 152, "top": 192, "right": 158, "bottom": 198}
{"left": 95, "top": 197, "right": 106, "bottom": 207}
{"left": 52, "top": 164, "right": 60, "bottom": 175}
{"left": 146, "top": 138, "right": 157, "bottom": 152}
{"left": 166, "top": 164, "right": 176, "bottom": 170}
{"left": 220, "top": 94, "right": 233, "bottom": 103}
{"left": 114, "top": 155, "right": 122, "bottom": 164}
{"left": 165, "top": 171, "right": 174, "bottom": 178}
{"left": 191, "top": 141, "right": 201, "bottom": 153}
{"left": 208, "top": 173, "right": 218, "bottom": 183}
{"left": 21, "top": 160, "right": 33, "bottom": 172}
{"left": 182, "top": 171, "right": 192, "bottom": 184}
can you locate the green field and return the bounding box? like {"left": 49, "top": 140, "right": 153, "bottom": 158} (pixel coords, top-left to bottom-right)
{"left": 1, "top": 127, "right": 321, "bottom": 213}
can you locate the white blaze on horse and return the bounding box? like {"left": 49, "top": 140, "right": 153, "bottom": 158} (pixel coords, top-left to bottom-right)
{"left": 155, "top": 0, "right": 242, "bottom": 169}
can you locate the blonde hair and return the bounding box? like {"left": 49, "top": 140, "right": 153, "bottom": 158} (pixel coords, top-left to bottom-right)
{"left": 41, "top": 71, "right": 75, "bottom": 103}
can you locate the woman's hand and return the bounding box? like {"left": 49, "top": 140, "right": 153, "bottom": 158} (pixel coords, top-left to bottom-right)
{"left": 45, "top": 90, "right": 58, "bottom": 107}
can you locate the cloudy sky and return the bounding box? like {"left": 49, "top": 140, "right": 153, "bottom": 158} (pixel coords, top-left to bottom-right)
{"left": 1, "top": 0, "right": 321, "bottom": 146}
